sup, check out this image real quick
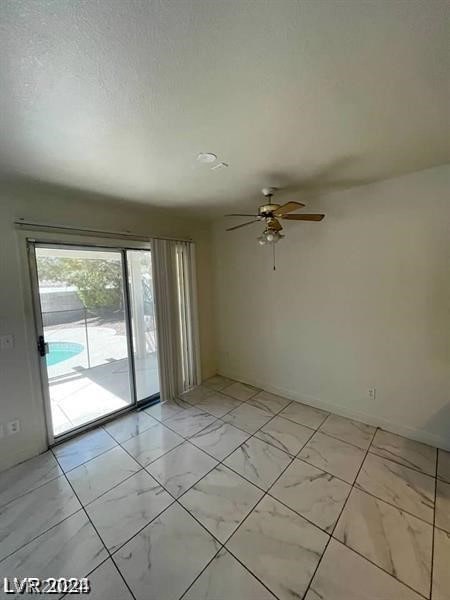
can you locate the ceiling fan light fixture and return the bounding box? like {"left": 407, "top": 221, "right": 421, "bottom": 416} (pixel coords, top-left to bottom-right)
{"left": 258, "top": 228, "right": 284, "bottom": 245}
{"left": 257, "top": 235, "right": 267, "bottom": 246}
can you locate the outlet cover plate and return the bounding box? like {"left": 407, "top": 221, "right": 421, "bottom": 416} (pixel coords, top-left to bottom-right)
{"left": 7, "top": 420, "right": 20, "bottom": 435}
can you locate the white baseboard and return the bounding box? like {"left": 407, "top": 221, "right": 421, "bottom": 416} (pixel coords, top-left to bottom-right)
{"left": 218, "top": 370, "right": 450, "bottom": 452}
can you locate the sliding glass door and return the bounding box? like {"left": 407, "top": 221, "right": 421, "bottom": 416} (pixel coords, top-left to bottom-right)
{"left": 31, "top": 243, "right": 159, "bottom": 440}
{"left": 126, "top": 250, "right": 159, "bottom": 403}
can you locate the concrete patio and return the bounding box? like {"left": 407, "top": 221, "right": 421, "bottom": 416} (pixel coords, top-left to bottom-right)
{"left": 45, "top": 324, "right": 159, "bottom": 435}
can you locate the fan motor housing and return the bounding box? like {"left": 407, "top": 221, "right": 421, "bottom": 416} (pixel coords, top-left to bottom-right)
{"left": 259, "top": 203, "right": 280, "bottom": 216}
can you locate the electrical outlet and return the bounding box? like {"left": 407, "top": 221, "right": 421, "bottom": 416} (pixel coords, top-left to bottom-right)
{"left": 7, "top": 420, "right": 20, "bottom": 435}
{"left": 0, "top": 334, "right": 14, "bottom": 351}
{"left": 368, "top": 388, "right": 376, "bottom": 401}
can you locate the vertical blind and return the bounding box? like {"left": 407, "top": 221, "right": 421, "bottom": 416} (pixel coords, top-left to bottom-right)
{"left": 151, "top": 238, "right": 201, "bottom": 401}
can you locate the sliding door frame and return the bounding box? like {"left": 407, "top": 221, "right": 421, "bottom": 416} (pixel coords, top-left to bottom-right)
{"left": 126, "top": 249, "right": 161, "bottom": 407}
{"left": 121, "top": 249, "right": 138, "bottom": 412}
{"left": 26, "top": 237, "right": 159, "bottom": 446}
{"left": 28, "top": 242, "right": 56, "bottom": 445}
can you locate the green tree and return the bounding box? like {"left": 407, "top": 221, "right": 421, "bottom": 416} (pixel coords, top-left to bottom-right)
{"left": 37, "top": 257, "right": 123, "bottom": 311}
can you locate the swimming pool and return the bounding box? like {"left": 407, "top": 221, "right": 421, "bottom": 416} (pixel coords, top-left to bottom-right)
{"left": 46, "top": 342, "right": 84, "bottom": 366}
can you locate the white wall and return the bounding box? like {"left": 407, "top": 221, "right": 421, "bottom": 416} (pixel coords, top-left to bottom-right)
{"left": 0, "top": 182, "right": 216, "bottom": 471}
{"left": 213, "top": 165, "right": 450, "bottom": 450}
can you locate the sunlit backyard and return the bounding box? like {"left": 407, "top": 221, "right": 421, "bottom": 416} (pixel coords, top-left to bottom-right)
{"left": 36, "top": 246, "right": 159, "bottom": 436}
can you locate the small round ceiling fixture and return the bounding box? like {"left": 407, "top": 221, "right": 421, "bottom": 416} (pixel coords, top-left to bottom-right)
{"left": 197, "top": 152, "right": 217, "bottom": 164}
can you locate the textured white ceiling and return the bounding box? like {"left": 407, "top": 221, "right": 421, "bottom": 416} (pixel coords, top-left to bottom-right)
{"left": 1, "top": 0, "right": 449, "bottom": 214}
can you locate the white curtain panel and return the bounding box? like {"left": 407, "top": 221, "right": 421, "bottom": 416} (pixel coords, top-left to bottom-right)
{"left": 176, "top": 241, "right": 202, "bottom": 390}
{"left": 151, "top": 238, "right": 201, "bottom": 401}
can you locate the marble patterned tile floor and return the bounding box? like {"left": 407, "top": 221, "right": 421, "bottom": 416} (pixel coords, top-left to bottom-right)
{"left": 0, "top": 375, "right": 448, "bottom": 600}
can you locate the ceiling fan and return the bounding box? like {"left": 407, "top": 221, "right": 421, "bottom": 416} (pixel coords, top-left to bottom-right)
{"left": 225, "top": 187, "right": 325, "bottom": 246}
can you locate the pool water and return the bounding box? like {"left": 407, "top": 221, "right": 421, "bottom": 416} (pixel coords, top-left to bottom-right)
{"left": 46, "top": 342, "right": 84, "bottom": 366}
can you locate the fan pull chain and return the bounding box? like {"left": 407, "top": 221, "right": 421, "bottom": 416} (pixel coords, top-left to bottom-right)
{"left": 273, "top": 243, "right": 276, "bottom": 271}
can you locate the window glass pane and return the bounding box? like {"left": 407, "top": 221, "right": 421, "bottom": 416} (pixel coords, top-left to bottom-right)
{"left": 127, "top": 250, "right": 160, "bottom": 401}
{"left": 35, "top": 246, "right": 133, "bottom": 436}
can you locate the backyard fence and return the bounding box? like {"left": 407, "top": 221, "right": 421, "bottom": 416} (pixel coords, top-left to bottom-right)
{"left": 42, "top": 308, "right": 157, "bottom": 380}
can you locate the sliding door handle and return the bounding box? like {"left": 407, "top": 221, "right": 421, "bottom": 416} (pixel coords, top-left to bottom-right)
{"left": 37, "top": 335, "right": 49, "bottom": 357}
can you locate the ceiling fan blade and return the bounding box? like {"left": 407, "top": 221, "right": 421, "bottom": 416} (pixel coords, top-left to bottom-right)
{"left": 225, "top": 213, "right": 259, "bottom": 217}
{"left": 282, "top": 213, "right": 325, "bottom": 221}
{"left": 226, "top": 219, "right": 260, "bottom": 231}
{"left": 274, "top": 201, "right": 305, "bottom": 216}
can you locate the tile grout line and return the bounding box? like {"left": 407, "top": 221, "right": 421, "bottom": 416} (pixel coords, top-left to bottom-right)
{"left": 107, "top": 499, "right": 178, "bottom": 558}
{"left": 0, "top": 470, "right": 63, "bottom": 512}
{"left": 142, "top": 443, "right": 221, "bottom": 498}
{"left": 102, "top": 397, "right": 302, "bottom": 599}
{"left": 222, "top": 545, "right": 281, "bottom": 600}
{"left": 55, "top": 408, "right": 172, "bottom": 475}
{"left": 1, "top": 380, "right": 439, "bottom": 600}
{"left": 362, "top": 430, "right": 435, "bottom": 599}
{"left": 159, "top": 394, "right": 250, "bottom": 439}
{"left": 0, "top": 400, "right": 432, "bottom": 568}
{"left": 223, "top": 381, "right": 439, "bottom": 480}
{"left": 352, "top": 440, "right": 437, "bottom": 527}
{"left": 100, "top": 423, "right": 239, "bottom": 561}
{"left": 292, "top": 423, "right": 438, "bottom": 527}
{"left": 98, "top": 395, "right": 442, "bottom": 599}
{"left": 174, "top": 498, "right": 278, "bottom": 600}
{"left": 0, "top": 432, "right": 128, "bottom": 510}
{"left": 291, "top": 454, "right": 357, "bottom": 487}
{"left": 91, "top": 437, "right": 236, "bottom": 594}
{"left": 177, "top": 443, "right": 295, "bottom": 519}
{"left": 299, "top": 425, "right": 380, "bottom": 600}
{"left": 50, "top": 447, "right": 138, "bottom": 600}
{"left": 220, "top": 436, "right": 318, "bottom": 600}
{"left": 176, "top": 545, "right": 225, "bottom": 600}
{"left": 56, "top": 389, "right": 434, "bottom": 483}
{"left": 204, "top": 406, "right": 437, "bottom": 528}
{"left": 54, "top": 404, "right": 341, "bottom": 483}
{"left": 368, "top": 447, "right": 438, "bottom": 478}
{"left": 212, "top": 395, "right": 331, "bottom": 442}
{"left": 207, "top": 430, "right": 315, "bottom": 498}
{"left": 54, "top": 434, "right": 120, "bottom": 474}
{"left": 63, "top": 444, "right": 144, "bottom": 506}
{"left": 220, "top": 447, "right": 437, "bottom": 561}
{"left": 51, "top": 377, "right": 430, "bottom": 473}
{"left": 220, "top": 494, "right": 288, "bottom": 600}
{"left": 106, "top": 422, "right": 186, "bottom": 466}
{"left": 331, "top": 426, "right": 434, "bottom": 600}
{"left": 168, "top": 388, "right": 290, "bottom": 599}
{"left": 0, "top": 457, "right": 430, "bottom": 593}
{"left": 0, "top": 506, "right": 88, "bottom": 566}
{"left": 172, "top": 404, "right": 322, "bottom": 600}
{"left": 97, "top": 391, "right": 437, "bottom": 581}
{"left": 325, "top": 536, "right": 431, "bottom": 599}
{"left": 54, "top": 423, "right": 185, "bottom": 509}
{"left": 350, "top": 484, "right": 436, "bottom": 528}
{"left": 0, "top": 451, "right": 123, "bottom": 565}
{"left": 158, "top": 384, "right": 303, "bottom": 446}
{"left": 1, "top": 489, "right": 180, "bottom": 600}
{"left": 215, "top": 379, "right": 441, "bottom": 479}
{"left": 317, "top": 419, "right": 377, "bottom": 451}
{"left": 188, "top": 424, "right": 253, "bottom": 461}
{"left": 79, "top": 465, "right": 145, "bottom": 507}
{"left": 117, "top": 401, "right": 437, "bottom": 600}
{"left": 101, "top": 422, "right": 186, "bottom": 476}
{"left": 103, "top": 414, "right": 163, "bottom": 444}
